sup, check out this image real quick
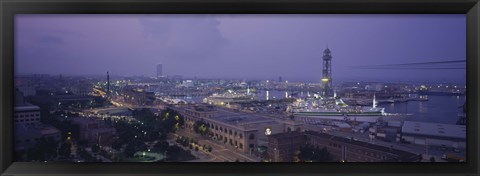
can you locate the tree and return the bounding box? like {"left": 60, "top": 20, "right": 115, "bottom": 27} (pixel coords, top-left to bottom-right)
{"left": 124, "top": 144, "right": 136, "bottom": 158}
{"left": 193, "top": 120, "right": 209, "bottom": 136}
{"left": 25, "top": 137, "right": 58, "bottom": 161}
{"left": 111, "top": 139, "right": 123, "bottom": 150}
{"left": 59, "top": 142, "right": 72, "bottom": 158}
{"left": 91, "top": 144, "right": 100, "bottom": 153}
{"left": 135, "top": 141, "right": 148, "bottom": 151}
{"left": 153, "top": 141, "right": 170, "bottom": 152}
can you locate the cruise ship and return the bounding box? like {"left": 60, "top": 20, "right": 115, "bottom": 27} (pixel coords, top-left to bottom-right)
{"left": 288, "top": 94, "right": 385, "bottom": 117}
{"left": 203, "top": 89, "right": 256, "bottom": 105}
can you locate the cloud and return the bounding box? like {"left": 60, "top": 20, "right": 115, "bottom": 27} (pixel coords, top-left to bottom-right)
{"left": 36, "top": 35, "right": 65, "bottom": 45}
{"left": 139, "top": 15, "right": 228, "bottom": 60}
{"left": 139, "top": 18, "right": 172, "bottom": 42}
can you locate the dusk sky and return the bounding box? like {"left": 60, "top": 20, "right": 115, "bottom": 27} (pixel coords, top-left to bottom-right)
{"left": 15, "top": 14, "right": 466, "bottom": 83}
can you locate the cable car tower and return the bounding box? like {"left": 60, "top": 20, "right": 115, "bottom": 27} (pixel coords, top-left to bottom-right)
{"left": 321, "top": 46, "right": 333, "bottom": 97}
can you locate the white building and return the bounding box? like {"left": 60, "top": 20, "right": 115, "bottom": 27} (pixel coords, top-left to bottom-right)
{"left": 401, "top": 121, "right": 466, "bottom": 149}
{"left": 14, "top": 105, "right": 41, "bottom": 126}
{"left": 181, "top": 80, "right": 194, "bottom": 87}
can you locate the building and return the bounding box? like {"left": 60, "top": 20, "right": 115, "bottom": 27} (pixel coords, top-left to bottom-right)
{"left": 180, "top": 80, "right": 194, "bottom": 87}
{"left": 17, "top": 85, "right": 36, "bottom": 96}
{"left": 169, "top": 75, "right": 183, "bottom": 83}
{"left": 173, "top": 104, "right": 303, "bottom": 153}
{"left": 14, "top": 88, "right": 41, "bottom": 126}
{"left": 401, "top": 121, "right": 466, "bottom": 149}
{"left": 15, "top": 124, "right": 43, "bottom": 151}
{"left": 14, "top": 89, "right": 61, "bottom": 152}
{"left": 123, "top": 88, "right": 155, "bottom": 106}
{"left": 157, "top": 63, "right": 163, "bottom": 77}
{"left": 14, "top": 106, "right": 41, "bottom": 126}
{"left": 267, "top": 131, "right": 422, "bottom": 162}
{"left": 54, "top": 94, "right": 96, "bottom": 109}
{"left": 71, "top": 117, "right": 116, "bottom": 146}
{"left": 305, "top": 131, "right": 421, "bottom": 162}
{"left": 267, "top": 131, "right": 306, "bottom": 162}
{"left": 71, "top": 84, "right": 93, "bottom": 96}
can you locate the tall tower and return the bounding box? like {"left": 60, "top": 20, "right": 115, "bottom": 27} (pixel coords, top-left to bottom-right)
{"left": 107, "top": 71, "right": 110, "bottom": 98}
{"left": 156, "top": 63, "right": 163, "bottom": 77}
{"left": 321, "top": 46, "right": 333, "bottom": 97}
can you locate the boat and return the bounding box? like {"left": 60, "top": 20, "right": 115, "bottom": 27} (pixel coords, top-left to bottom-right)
{"left": 203, "top": 90, "right": 256, "bottom": 105}
{"left": 288, "top": 94, "right": 385, "bottom": 117}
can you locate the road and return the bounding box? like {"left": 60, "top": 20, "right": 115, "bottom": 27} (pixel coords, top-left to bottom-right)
{"left": 174, "top": 129, "right": 260, "bottom": 162}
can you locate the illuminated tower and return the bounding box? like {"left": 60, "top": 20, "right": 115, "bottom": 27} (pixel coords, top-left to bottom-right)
{"left": 321, "top": 46, "right": 333, "bottom": 97}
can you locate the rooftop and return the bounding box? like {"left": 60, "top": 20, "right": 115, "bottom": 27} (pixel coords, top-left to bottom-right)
{"left": 401, "top": 121, "right": 466, "bottom": 139}
{"left": 39, "top": 125, "right": 61, "bottom": 135}
{"left": 71, "top": 117, "right": 102, "bottom": 124}
{"left": 210, "top": 114, "right": 275, "bottom": 126}
{"left": 14, "top": 105, "right": 40, "bottom": 112}
{"left": 15, "top": 124, "right": 42, "bottom": 139}
{"left": 304, "top": 131, "right": 420, "bottom": 161}
{"left": 268, "top": 131, "right": 305, "bottom": 142}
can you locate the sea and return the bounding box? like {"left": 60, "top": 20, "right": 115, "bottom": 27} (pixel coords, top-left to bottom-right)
{"left": 379, "top": 95, "right": 466, "bottom": 125}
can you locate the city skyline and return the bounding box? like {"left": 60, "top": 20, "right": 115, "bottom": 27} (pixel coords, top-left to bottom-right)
{"left": 15, "top": 14, "right": 466, "bottom": 83}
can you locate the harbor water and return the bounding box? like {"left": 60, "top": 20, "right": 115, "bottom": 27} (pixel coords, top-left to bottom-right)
{"left": 379, "top": 95, "right": 466, "bottom": 124}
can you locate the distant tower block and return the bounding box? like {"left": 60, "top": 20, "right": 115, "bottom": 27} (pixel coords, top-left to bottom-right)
{"left": 321, "top": 46, "right": 333, "bottom": 97}
{"left": 156, "top": 63, "right": 163, "bottom": 77}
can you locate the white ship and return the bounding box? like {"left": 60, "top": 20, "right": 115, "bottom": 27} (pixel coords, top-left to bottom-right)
{"left": 203, "top": 89, "right": 256, "bottom": 105}
{"left": 289, "top": 93, "right": 385, "bottom": 117}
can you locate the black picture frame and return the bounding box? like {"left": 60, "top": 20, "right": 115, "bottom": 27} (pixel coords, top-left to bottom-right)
{"left": 1, "top": 0, "right": 479, "bottom": 175}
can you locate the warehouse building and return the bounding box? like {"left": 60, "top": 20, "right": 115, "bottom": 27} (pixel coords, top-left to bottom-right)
{"left": 401, "top": 121, "right": 466, "bottom": 149}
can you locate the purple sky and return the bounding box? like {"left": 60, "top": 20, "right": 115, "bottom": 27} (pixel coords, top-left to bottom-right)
{"left": 15, "top": 14, "right": 466, "bottom": 83}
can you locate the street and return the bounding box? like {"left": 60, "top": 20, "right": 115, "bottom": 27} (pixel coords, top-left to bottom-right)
{"left": 173, "top": 128, "right": 260, "bottom": 162}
